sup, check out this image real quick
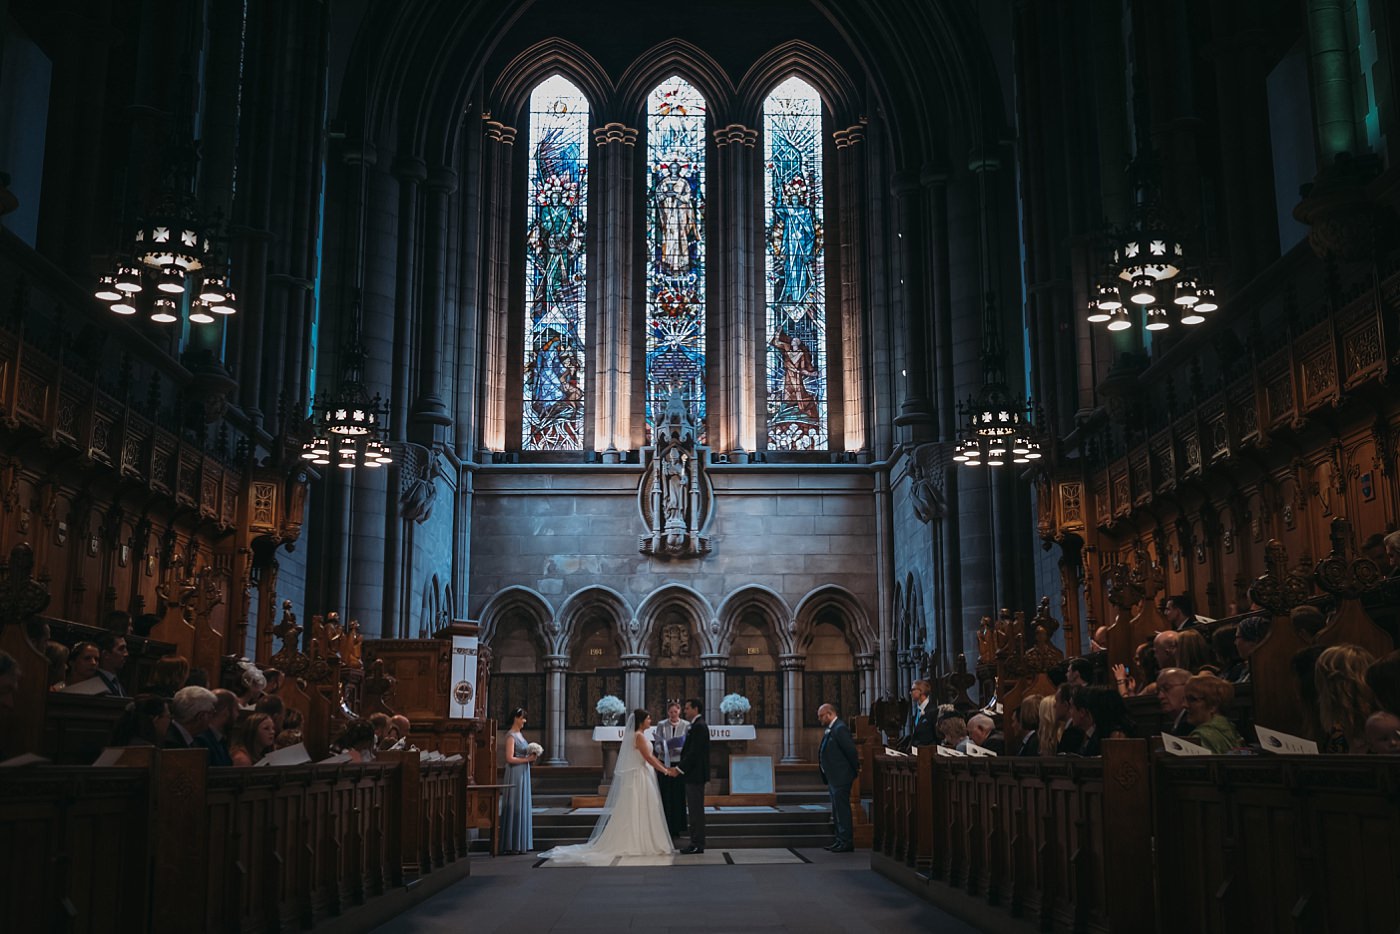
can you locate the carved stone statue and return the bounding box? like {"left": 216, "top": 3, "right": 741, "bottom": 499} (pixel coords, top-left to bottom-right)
{"left": 659, "top": 622, "right": 691, "bottom": 658}
{"left": 640, "top": 386, "right": 710, "bottom": 559}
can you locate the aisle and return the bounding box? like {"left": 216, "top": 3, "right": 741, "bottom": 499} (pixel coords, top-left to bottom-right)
{"left": 372, "top": 848, "right": 980, "bottom": 934}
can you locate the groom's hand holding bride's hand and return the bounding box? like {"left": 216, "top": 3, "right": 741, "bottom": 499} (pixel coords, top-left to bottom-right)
{"left": 665, "top": 767, "right": 679, "bottom": 777}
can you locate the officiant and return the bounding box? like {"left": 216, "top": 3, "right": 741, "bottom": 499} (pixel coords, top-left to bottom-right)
{"left": 654, "top": 700, "right": 689, "bottom": 836}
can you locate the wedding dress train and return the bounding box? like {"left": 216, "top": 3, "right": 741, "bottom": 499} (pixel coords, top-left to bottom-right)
{"left": 539, "top": 715, "right": 675, "bottom": 865}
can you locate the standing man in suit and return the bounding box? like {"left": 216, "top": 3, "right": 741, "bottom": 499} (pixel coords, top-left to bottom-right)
{"left": 908, "top": 680, "right": 936, "bottom": 748}
{"left": 675, "top": 697, "right": 711, "bottom": 854}
{"left": 817, "top": 703, "right": 860, "bottom": 853}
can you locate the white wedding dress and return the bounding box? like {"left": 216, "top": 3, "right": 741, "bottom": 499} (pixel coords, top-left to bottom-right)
{"left": 539, "top": 715, "right": 675, "bottom": 865}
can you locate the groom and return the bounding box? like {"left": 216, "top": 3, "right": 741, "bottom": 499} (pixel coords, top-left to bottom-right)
{"left": 674, "top": 697, "right": 710, "bottom": 854}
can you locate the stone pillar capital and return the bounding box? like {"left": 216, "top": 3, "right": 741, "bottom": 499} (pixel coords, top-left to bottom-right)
{"left": 593, "top": 122, "right": 638, "bottom": 147}
{"left": 700, "top": 653, "right": 729, "bottom": 672}
{"left": 620, "top": 654, "right": 649, "bottom": 672}
{"left": 713, "top": 123, "right": 758, "bottom": 147}
{"left": 832, "top": 122, "right": 866, "bottom": 148}
{"left": 426, "top": 166, "right": 458, "bottom": 194}
{"left": 484, "top": 119, "right": 517, "bottom": 145}
{"left": 855, "top": 652, "right": 877, "bottom": 673}
{"left": 391, "top": 155, "right": 428, "bottom": 183}
{"left": 890, "top": 169, "right": 923, "bottom": 197}
{"left": 342, "top": 141, "right": 378, "bottom": 167}
{"left": 779, "top": 653, "right": 806, "bottom": 672}
{"left": 544, "top": 654, "right": 570, "bottom": 672}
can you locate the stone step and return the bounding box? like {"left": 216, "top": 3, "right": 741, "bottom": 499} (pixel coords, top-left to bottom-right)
{"left": 529, "top": 807, "right": 836, "bottom": 848}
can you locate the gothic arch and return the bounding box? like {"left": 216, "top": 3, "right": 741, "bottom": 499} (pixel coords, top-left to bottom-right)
{"left": 633, "top": 583, "right": 716, "bottom": 656}
{"left": 477, "top": 584, "right": 554, "bottom": 653}
{"left": 715, "top": 585, "right": 794, "bottom": 656}
{"left": 792, "top": 584, "right": 874, "bottom": 656}
{"left": 616, "top": 39, "right": 737, "bottom": 127}
{"left": 489, "top": 37, "right": 615, "bottom": 123}
{"left": 556, "top": 585, "right": 632, "bottom": 657}
{"left": 736, "top": 40, "right": 860, "bottom": 128}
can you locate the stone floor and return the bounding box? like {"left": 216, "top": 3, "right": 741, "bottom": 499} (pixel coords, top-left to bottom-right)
{"left": 372, "top": 849, "right": 981, "bottom": 933}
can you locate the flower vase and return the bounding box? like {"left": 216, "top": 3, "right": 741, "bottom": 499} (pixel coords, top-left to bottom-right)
{"left": 725, "top": 712, "right": 746, "bottom": 726}
{"left": 601, "top": 712, "right": 623, "bottom": 727}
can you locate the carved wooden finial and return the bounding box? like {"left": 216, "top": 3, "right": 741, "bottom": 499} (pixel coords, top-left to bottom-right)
{"left": 1314, "top": 517, "right": 1385, "bottom": 598}
{"left": 1249, "top": 539, "right": 1312, "bottom": 613}
{"left": 0, "top": 543, "right": 51, "bottom": 624}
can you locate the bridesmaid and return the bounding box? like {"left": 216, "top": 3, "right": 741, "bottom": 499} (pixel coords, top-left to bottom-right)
{"left": 500, "top": 708, "right": 539, "bottom": 854}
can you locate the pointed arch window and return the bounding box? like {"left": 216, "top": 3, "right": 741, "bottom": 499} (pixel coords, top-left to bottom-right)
{"left": 763, "top": 76, "right": 827, "bottom": 451}
{"left": 645, "top": 76, "right": 707, "bottom": 439}
{"left": 523, "top": 75, "right": 590, "bottom": 451}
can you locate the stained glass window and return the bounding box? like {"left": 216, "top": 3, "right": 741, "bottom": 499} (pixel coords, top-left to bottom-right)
{"left": 523, "top": 76, "right": 589, "bottom": 450}
{"left": 763, "top": 77, "right": 827, "bottom": 450}
{"left": 645, "top": 76, "right": 707, "bottom": 440}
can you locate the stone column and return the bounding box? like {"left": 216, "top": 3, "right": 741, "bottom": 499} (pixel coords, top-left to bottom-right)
{"left": 834, "top": 123, "right": 868, "bottom": 454}
{"left": 591, "top": 123, "right": 638, "bottom": 457}
{"left": 1303, "top": 0, "right": 1362, "bottom": 163}
{"left": 701, "top": 653, "right": 727, "bottom": 722}
{"left": 411, "top": 165, "right": 457, "bottom": 429}
{"left": 890, "top": 170, "right": 934, "bottom": 440}
{"left": 544, "top": 654, "right": 570, "bottom": 766}
{"left": 856, "top": 653, "right": 877, "bottom": 717}
{"left": 779, "top": 653, "right": 805, "bottom": 763}
{"left": 480, "top": 121, "right": 516, "bottom": 452}
{"left": 713, "top": 124, "right": 758, "bottom": 457}
{"left": 621, "top": 654, "right": 648, "bottom": 711}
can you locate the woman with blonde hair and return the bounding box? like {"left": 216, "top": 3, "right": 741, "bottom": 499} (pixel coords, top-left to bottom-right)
{"left": 1037, "top": 694, "right": 1062, "bottom": 754}
{"left": 1316, "top": 644, "right": 1377, "bottom": 753}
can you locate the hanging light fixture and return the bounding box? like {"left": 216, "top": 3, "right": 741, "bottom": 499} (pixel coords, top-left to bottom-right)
{"left": 1086, "top": 84, "right": 1218, "bottom": 333}
{"left": 955, "top": 294, "right": 1044, "bottom": 470}
{"left": 301, "top": 298, "right": 393, "bottom": 471}
{"left": 93, "top": 133, "right": 238, "bottom": 325}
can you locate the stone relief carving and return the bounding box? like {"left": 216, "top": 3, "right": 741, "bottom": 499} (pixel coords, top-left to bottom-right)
{"left": 659, "top": 622, "right": 692, "bottom": 658}
{"left": 639, "top": 387, "right": 711, "bottom": 559}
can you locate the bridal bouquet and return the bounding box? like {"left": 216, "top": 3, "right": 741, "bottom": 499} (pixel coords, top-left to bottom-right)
{"left": 525, "top": 742, "right": 544, "bottom": 758}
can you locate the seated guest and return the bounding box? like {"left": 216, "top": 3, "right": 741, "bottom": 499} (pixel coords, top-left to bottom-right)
{"left": 185, "top": 668, "right": 210, "bottom": 688}
{"left": 1176, "top": 629, "right": 1215, "bottom": 674}
{"left": 110, "top": 695, "right": 172, "bottom": 747}
{"left": 1183, "top": 674, "right": 1243, "bottom": 753}
{"left": 66, "top": 641, "right": 100, "bottom": 687}
{"left": 1164, "top": 594, "right": 1211, "bottom": 633}
{"left": 230, "top": 713, "right": 277, "bottom": 767}
{"left": 390, "top": 714, "right": 412, "bottom": 747}
{"left": 1231, "top": 616, "right": 1270, "bottom": 683}
{"left": 44, "top": 641, "right": 69, "bottom": 691}
{"left": 165, "top": 686, "right": 219, "bottom": 751}
{"left": 369, "top": 712, "right": 392, "bottom": 748}
{"left": 333, "top": 720, "right": 378, "bottom": 762}
{"left": 145, "top": 655, "right": 190, "bottom": 699}
{"left": 1363, "top": 532, "right": 1389, "bottom": 568}
{"left": 1054, "top": 683, "right": 1084, "bottom": 754}
{"left": 234, "top": 659, "right": 266, "bottom": 708}
{"left": 1134, "top": 640, "right": 1161, "bottom": 694}
{"left": 1212, "top": 625, "right": 1244, "bottom": 682}
{"left": 1365, "top": 650, "right": 1400, "bottom": 715}
{"left": 1290, "top": 605, "right": 1326, "bottom": 641}
{"left": 1315, "top": 644, "right": 1377, "bottom": 753}
{"left": 1037, "top": 695, "right": 1062, "bottom": 754}
{"left": 938, "top": 715, "right": 968, "bottom": 749}
{"left": 1015, "top": 695, "right": 1042, "bottom": 755}
{"left": 1155, "top": 668, "right": 1192, "bottom": 736}
{"left": 967, "top": 713, "right": 1005, "bottom": 753}
{"left": 908, "top": 679, "right": 937, "bottom": 747}
{"left": 198, "top": 689, "right": 240, "bottom": 767}
{"left": 1066, "top": 657, "right": 1094, "bottom": 687}
{"left": 274, "top": 729, "right": 303, "bottom": 750}
{"left": 262, "top": 668, "right": 284, "bottom": 698}
{"left": 1152, "top": 631, "right": 1180, "bottom": 673}
{"left": 1364, "top": 711, "right": 1400, "bottom": 755}
{"left": 93, "top": 632, "right": 129, "bottom": 696}
{"left": 1067, "top": 686, "right": 1132, "bottom": 756}
{"left": 282, "top": 708, "right": 304, "bottom": 732}
{"left": 254, "top": 695, "right": 285, "bottom": 732}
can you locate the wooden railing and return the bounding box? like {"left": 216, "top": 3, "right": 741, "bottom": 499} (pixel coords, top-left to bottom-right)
{"left": 0, "top": 749, "right": 472, "bottom": 934}
{"left": 874, "top": 743, "right": 1400, "bottom": 934}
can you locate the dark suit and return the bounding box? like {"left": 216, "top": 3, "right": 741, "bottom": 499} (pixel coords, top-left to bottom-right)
{"left": 1016, "top": 730, "right": 1040, "bottom": 756}
{"left": 196, "top": 729, "right": 233, "bottom": 767}
{"left": 908, "top": 703, "right": 937, "bottom": 748}
{"left": 819, "top": 717, "right": 860, "bottom": 847}
{"left": 678, "top": 715, "right": 711, "bottom": 848}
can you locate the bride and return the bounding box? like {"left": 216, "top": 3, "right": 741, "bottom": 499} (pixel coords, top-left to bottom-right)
{"left": 540, "top": 709, "right": 676, "bottom": 865}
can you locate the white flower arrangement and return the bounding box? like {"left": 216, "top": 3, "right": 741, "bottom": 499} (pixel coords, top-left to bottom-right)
{"left": 525, "top": 742, "right": 544, "bottom": 758}
{"left": 596, "top": 694, "right": 626, "bottom": 718}
{"left": 720, "top": 693, "right": 751, "bottom": 716}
